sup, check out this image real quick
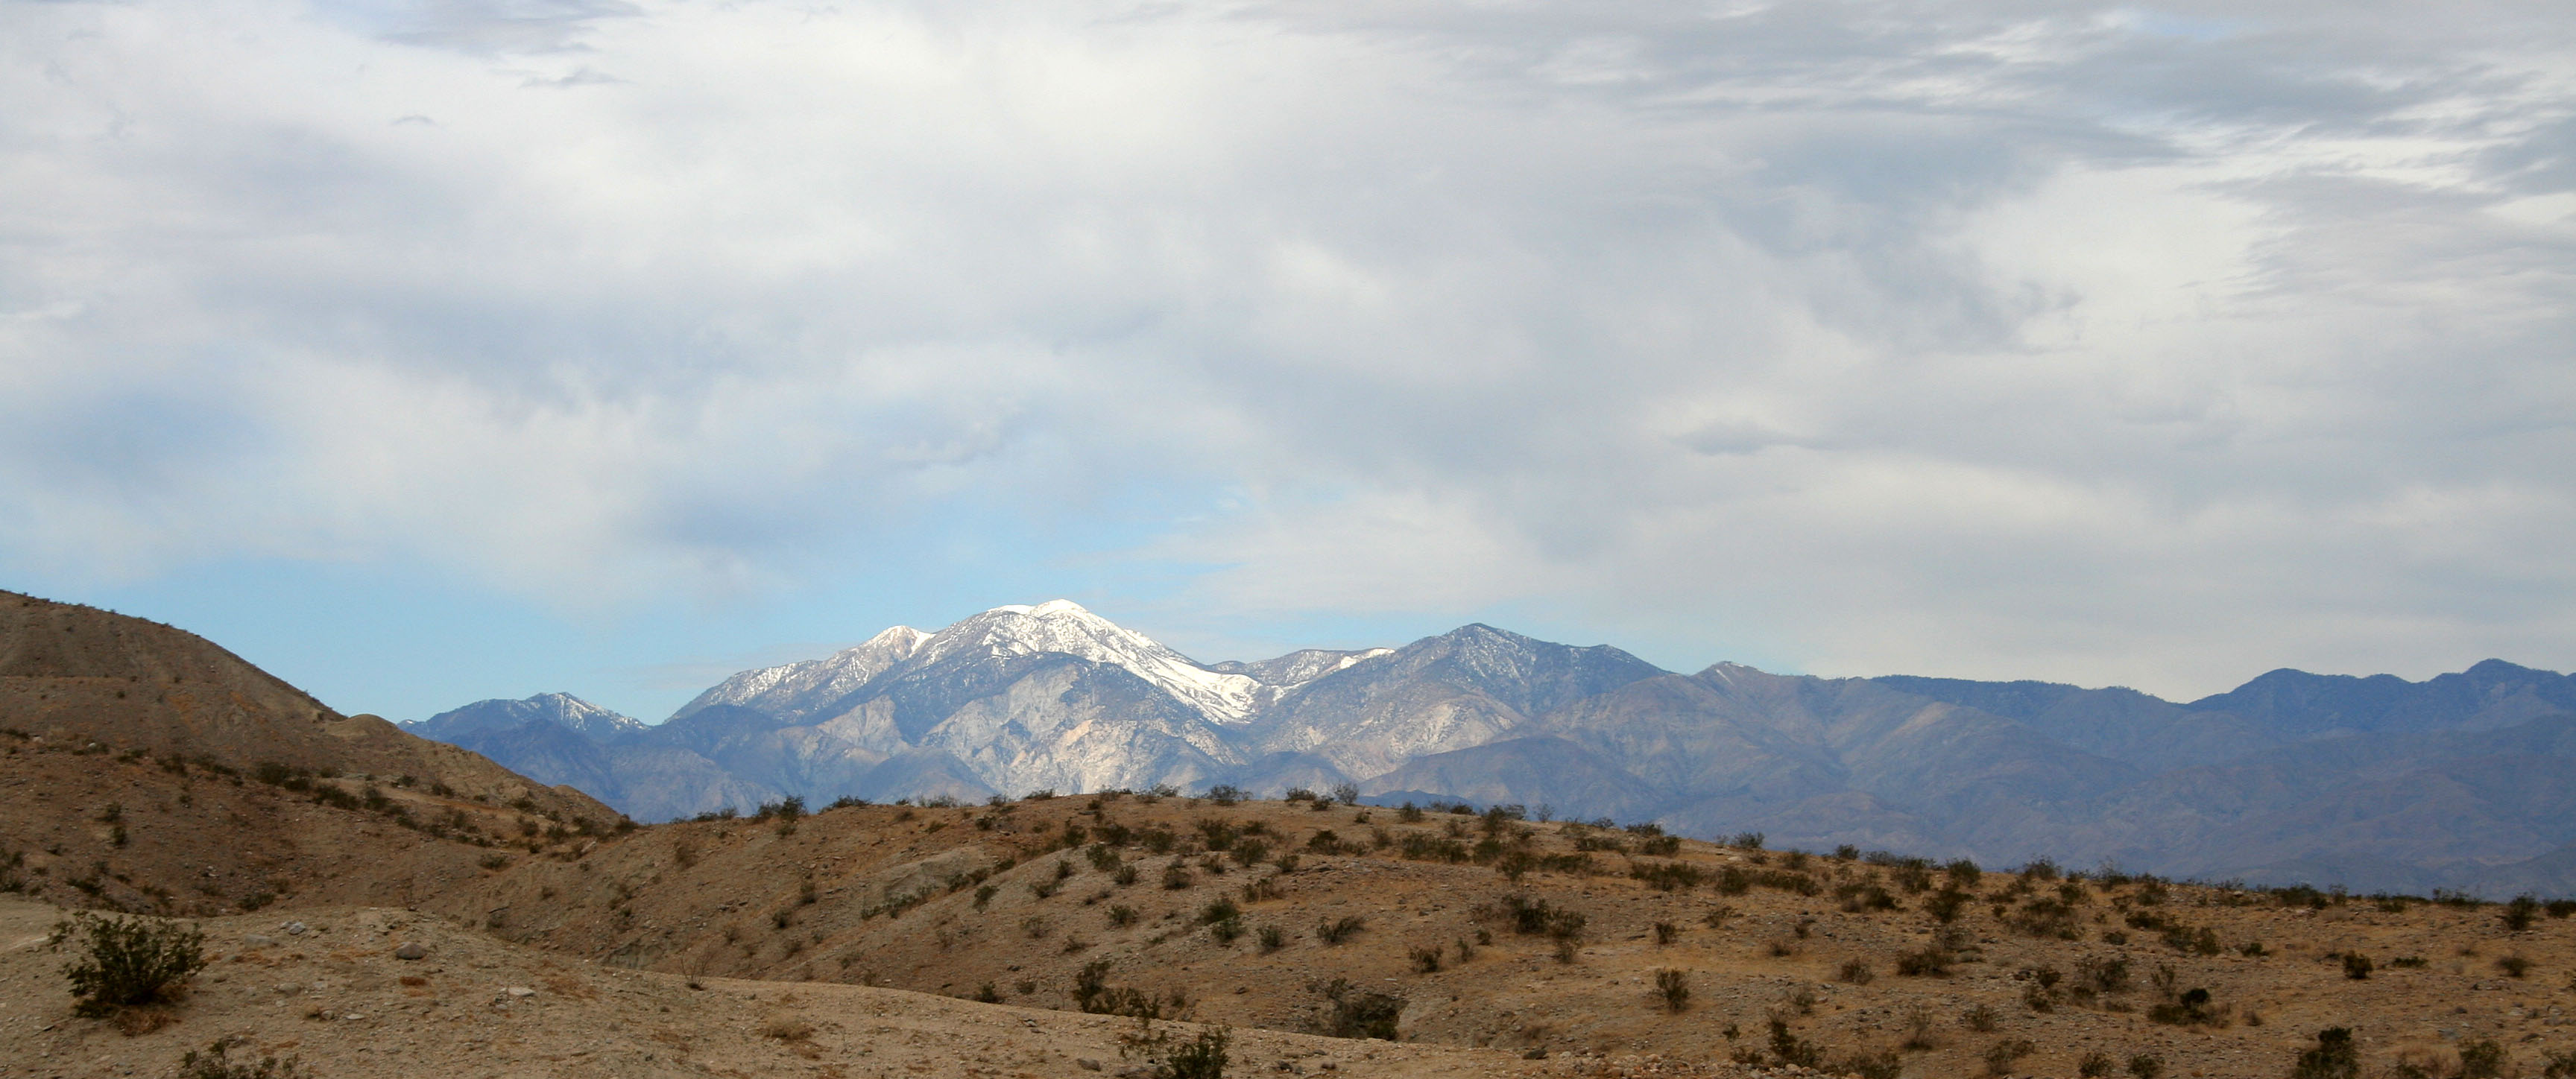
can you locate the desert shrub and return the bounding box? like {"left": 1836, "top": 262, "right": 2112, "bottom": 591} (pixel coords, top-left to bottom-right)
{"left": 1838, "top": 958, "right": 1874, "bottom": 985}
{"left": 1073, "top": 961, "right": 1187, "bottom": 1020}
{"left": 179, "top": 1037, "right": 311, "bottom": 1079}
{"left": 1840, "top": 1049, "right": 1901, "bottom": 1079}
{"left": 1729, "top": 831, "right": 1765, "bottom": 849}
{"left": 55, "top": 911, "right": 207, "bottom": 1015}
{"left": 1107, "top": 905, "right": 1139, "bottom": 928}
{"left": 2539, "top": 1048, "right": 2576, "bottom": 1079}
{"left": 1766, "top": 1019, "right": 1819, "bottom": 1068}
{"left": 1397, "top": 833, "right": 1470, "bottom": 864}
{"left": 1209, "top": 919, "right": 1245, "bottom": 944}
{"left": 1152, "top": 1026, "right": 1229, "bottom": 1079}
{"left": 2498, "top": 955, "right": 2531, "bottom": 978}
{"left": 1962, "top": 1003, "right": 1998, "bottom": 1032}
{"left": 1652, "top": 921, "right": 1677, "bottom": 946}
{"left": 1199, "top": 898, "right": 1240, "bottom": 925}
{"left": 2012, "top": 897, "right": 2080, "bottom": 938}
{"left": 2077, "top": 1050, "right": 2115, "bottom": 1077}
{"left": 1925, "top": 887, "right": 1970, "bottom": 923}
{"left": 2547, "top": 899, "right": 2576, "bottom": 919}
{"left": 2078, "top": 955, "right": 2131, "bottom": 993}
{"left": 2127, "top": 1054, "right": 2165, "bottom": 1078}
{"left": 1983, "top": 1038, "right": 2036, "bottom": 1076}
{"left": 1162, "top": 864, "right": 1193, "bottom": 890}
{"left": 1895, "top": 946, "right": 1952, "bottom": 976}
{"left": 2342, "top": 953, "right": 2373, "bottom": 980}
{"left": 1889, "top": 1006, "right": 1936, "bottom": 1050}
{"left": 2504, "top": 895, "right": 2542, "bottom": 931}
{"left": 1114, "top": 864, "right": 1140, "bottom": 887}
{"left": 2458, "top": 1040, "right": 2507, "bottom": 1079}
{"left": 1835, "top": 882, "right": 1900, "bottom": 913}
{"left": 1231, "top": 839, "right": 1269, "bottom": 867}
{"left": 2288, "top": 1028, "right": 2359, "bottom": 1079}
{"left": 1316, "top": 916, "right": 1366, "bottom": 945}
{"left": 1087, "top": 844, "right": 1124, "bottom": 872}
{"left": 1257, "top": 925, "right": 1286, "bottom": 952}
{"left": 1653, "top": 968, "right": 1690, "bottom": 1013}
{"left": 1629, "top": 862, "right": 1702, "bottom": 891}
{"left": 1408, "top": 945, "right": 1442, "bottom": 973}
{"left": 1313, "top": 978, "right": 1403, "bottom": 1039}
{"left": 2147, "top": 987, "right": 2217, "bottom": 1026}
{"left": 1204, "top": 785, "right": 1244, "bottom": 806}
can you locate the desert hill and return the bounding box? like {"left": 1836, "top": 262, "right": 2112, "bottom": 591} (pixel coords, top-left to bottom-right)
{"left": 1, "top": 590, "right": 612, "bottom": 821}
{"left": 403, "top": 788, "right": 2576, "bottom": 1079}
{"left": 0, "top": 591, "right": 629, "bottom": 917}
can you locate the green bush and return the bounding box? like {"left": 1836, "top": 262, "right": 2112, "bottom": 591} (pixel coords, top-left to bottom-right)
{"left": 56, "top": 911, "right": 207, "bottom": 1015}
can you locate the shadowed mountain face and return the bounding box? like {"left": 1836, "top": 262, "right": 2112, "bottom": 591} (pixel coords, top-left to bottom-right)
{"left": 410, "top": 601, "right": 2576, "bottom": 897}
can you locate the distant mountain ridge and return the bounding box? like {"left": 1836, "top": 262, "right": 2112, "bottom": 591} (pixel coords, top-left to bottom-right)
{"left": 407, "top": 601, "right": 2576, "bottom": 897}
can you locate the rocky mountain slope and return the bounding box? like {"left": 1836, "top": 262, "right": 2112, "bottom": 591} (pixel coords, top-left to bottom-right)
{"left": 412, "top": 601, "right": 2576, "bottom": 897}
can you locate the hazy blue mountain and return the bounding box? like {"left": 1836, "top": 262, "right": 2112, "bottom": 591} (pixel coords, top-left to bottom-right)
{"left": 407, "top": 604, "right": 2576, "bottom": 896}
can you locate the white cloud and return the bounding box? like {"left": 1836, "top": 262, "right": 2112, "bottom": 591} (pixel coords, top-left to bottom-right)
{"left": 1, "top": 0, "right": 2570, "bottom": 697}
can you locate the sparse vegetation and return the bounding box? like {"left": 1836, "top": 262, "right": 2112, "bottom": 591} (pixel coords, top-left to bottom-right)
{"left": 178, "top": 1037, "right": 312, "bottom": 1079}
{"left": 1313, "top": 978, "right": 1403, "bottom": 1040}
{"left": 2290, "top": 1028, "right": 2358, "bottom": 1079}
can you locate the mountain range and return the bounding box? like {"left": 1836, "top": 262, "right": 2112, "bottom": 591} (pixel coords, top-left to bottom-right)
{"left": 406, "top": 600, "right": 2576, "bottom": 897}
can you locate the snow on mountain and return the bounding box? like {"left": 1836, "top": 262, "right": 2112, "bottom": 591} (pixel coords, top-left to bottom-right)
{"left": 903, "top": 600, "right": 1261, "bottom": 723}
{"left": 672, "top": 624, "right": 931, "bottom": 724}
{"left": 407, "top": 692, "right": 649, "bottom": 743}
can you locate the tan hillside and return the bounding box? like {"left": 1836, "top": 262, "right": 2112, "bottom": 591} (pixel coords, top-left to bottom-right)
{"left": 0, "top": 590, "right": 611, "bottom": 822}
{"left": 414, "top": 792, "right": 2576, "bottom": 1078}
{"left": 0, "top": 895, "right": 1580, "bottom": 1079}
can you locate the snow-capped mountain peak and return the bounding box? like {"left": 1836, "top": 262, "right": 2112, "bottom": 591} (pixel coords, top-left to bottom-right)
{"left": 914, "top": 600, "right": 1260, "bottom": 722}
{"left": 672, "top": 623, "right": 929, "bottom": 723}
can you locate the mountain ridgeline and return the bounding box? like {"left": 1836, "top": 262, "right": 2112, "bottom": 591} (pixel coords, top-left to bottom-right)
{"left": 408, "top": 601, "right": 2576, "bottom": 898}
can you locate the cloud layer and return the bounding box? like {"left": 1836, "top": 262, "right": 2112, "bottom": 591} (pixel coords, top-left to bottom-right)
{"left": 4, "top": 0, "right": 2572, "bottom": 700}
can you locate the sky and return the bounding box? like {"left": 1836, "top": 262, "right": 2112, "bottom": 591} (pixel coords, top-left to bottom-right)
{"left": 3, "top": 0, "right": 2572, "bottom": 722}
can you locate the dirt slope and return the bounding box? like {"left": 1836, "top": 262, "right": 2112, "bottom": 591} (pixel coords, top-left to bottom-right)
{"left": 0, "top": 896, "right": 1613, "bottom": 1079}
{"left": 0, "top": 590, "right": 610, "bottom": 823}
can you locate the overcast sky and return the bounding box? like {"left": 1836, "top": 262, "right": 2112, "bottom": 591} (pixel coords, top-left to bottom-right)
{"left": 4, "top": 0, "right": 2572, "bottom": 721}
